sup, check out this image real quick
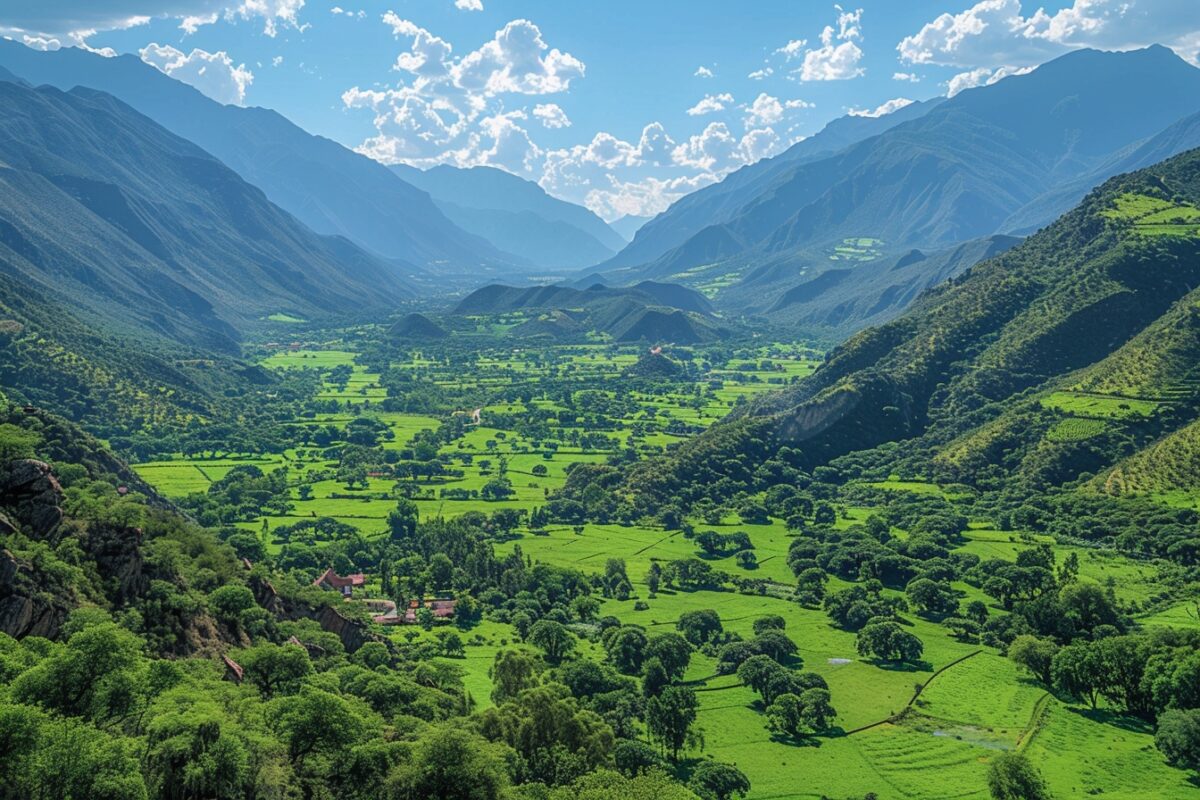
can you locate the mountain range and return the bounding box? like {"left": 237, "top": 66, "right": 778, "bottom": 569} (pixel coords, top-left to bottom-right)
{"left": 591, "top": 46, "right": 1200, "bottom": 337}
{"left": 0, "top": 39, "right": 522, "bottom": 276}
{"left": 0, "top": 77, "right": 413, "bottom": 351}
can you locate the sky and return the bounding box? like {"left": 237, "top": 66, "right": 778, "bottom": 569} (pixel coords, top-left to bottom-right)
{"left": 3, "top": 1, "right": 1200, "bottom": 221}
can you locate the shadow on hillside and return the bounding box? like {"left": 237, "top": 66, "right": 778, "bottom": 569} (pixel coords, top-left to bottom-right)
{"left": 1071, "top": 706, "right": 1154, "bottom": 734}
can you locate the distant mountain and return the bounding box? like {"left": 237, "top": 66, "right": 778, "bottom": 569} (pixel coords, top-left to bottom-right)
{"left": 454, "top": 281, "right": 722, "bottom": 343}
{"left": 609, "top": 214, "right": 654, "bottom": 242}
{"left": 598, "top": 47, "right": 1200, "bottom": 328}
{"left": 0, "top": 40, "right": 521, "bottom": 275}
{"left": 625, "top": 147, "right": 1200, "bottom": 510}
{"left": 391, "top": 164, "right": 622, "bottom": 269}
{"left": 389, "top": 312, "right": 449, "bottom": 340}
{"left": 0, "top": 79, "right": 412, "bottom": 351}
{"left": 599, "top": 96, "right": 942, "bottom": 272}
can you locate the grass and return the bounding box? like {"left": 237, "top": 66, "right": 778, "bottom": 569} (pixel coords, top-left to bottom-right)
{"left": 1040, "top": 391, "right": 1159, "bottom": 419}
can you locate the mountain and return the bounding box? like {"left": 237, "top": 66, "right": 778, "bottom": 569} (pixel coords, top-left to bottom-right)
{"left": 389, "top": 312, "right": 449, "bottom": 340}
{"left": 454, "top": 281, "right": 723, "bottom": 343}
{"left": 598, "top": 96, "right": 942, "bottom": 273}
{"left": 0, "top": 40, "right": 521, "bottom": 275}
{"left": 737, "top": 234, "right": 1021, "bottom": 335}
{"left": 598, "top": 47, "right": 1200, "bottom": 326}
{"left": 0, "top": 79, "right": 412, "bottom": 351}
{"left": 610, "top": 214, "right": 654, "bottom": 242}
{"left": 622, "top": 147, "right": 1200, "bottom": 514}
{"left": 391, "top": 164, "right": 623, "bottom": 269}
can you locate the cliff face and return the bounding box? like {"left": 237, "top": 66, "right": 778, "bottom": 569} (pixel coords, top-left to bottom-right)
{"left": 0, "top": 548, "right": 69, "bottom": 638}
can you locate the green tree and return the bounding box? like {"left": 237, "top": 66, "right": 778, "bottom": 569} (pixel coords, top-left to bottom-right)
{"left": 387, "top": 499, "right": 419, "bottom": 542}
{"left": 239, "top": 643, "right": 313, "bottom": 698}
{"left": 646, "top": 632, "right": 692, "bottom": 680}
{"left": 490, "top": 650, "right": 540, "bottom": 704}
{"left": 1155, "top": 708, "right": 1200, "bottom": 772}
{"left": 388, "top": 724, "right": 512, "bottom": 800}
{"left": 986, "top": 752, "right": 1051, "bottom": 800}
{"left": 272, "top": 686, "right": 367, "bottom": 765}
{"left": 855, "top": 620, "right": 923, "bottom": 664}
{"left": 529, "top": 620, "right": 576, "bottom": 665}
{"left": 688, "top": 761, "right": 751, "bottom": 800}
{"left": 676, "top": 610, "right": 723, "bottom": 646}
{"left": 1008, "top": 635, "right": 1060, "bottom": 686}
{"left": 646, "top": 685, "right": 699, "bottom": 761}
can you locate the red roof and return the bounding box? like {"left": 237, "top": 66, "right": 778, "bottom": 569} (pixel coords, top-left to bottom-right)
{"left": 313, "top": 568, "right": 366, "bottom": 589}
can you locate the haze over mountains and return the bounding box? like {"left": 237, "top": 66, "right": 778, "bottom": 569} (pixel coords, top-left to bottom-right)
{"left": 392, "top": 164, "right": 625, "bottom": 270}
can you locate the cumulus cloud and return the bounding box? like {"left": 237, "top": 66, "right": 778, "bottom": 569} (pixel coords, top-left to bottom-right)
{"left": 775, "top": 39, "right": 808, "bottom": 59}
{"left": 893, "top": 71, "right": 919, "bottom": 82}
{"left": 743, "top": 92, "right": 811, "bottom": 127}
{"left": 532, "top": 103, "right": 571, "bottom": 128}
{"left": 899, "top": 0, "right": 1200, "bottom": 68}
{"left": 140, "top": 42, "right": 254, "bottom": 104}
{"left": 21, "top": 35, "right": 62, "bottom": 51}
{"left": 1, "top": 1, "right": 309, "bottom": 43}
{"left": 800, "top": 6, "right": 866, "bottom": 81}
{"left": 946, "top": 63, "right": 1033, "bottom": 96}
{"left": 229, "top": 0, "right": 307, "bottom": 37}
{"left": 452, "top": 19, "right": 585, "bottom": 95}
{"left": 455, "top": 0, "right": 483, "bottom": 10}
{"left": 330, "top": 6, "right": 366, "bottom": 18}
{"left": 848, "top": 97, "right": 915, "bottom": 117}
{"left": 686, "top": 92, "right": 734, "bottom": 116}
{"left": 748, "top": 67, "right": 773, "bottom": 80}
{"left": 671, "top": 121, "right": 785, "bottom": 172}
{"left": 694, "top": 65, "right": 714, "bottom": 78}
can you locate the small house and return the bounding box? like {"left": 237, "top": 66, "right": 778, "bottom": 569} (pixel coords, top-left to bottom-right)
{"left": 313, "top": 567, "right": 366, "bottom": 597}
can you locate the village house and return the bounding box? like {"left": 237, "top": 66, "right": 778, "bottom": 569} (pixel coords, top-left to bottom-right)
{"left": 312, "top": 567, "right": 366, "bottom": 597}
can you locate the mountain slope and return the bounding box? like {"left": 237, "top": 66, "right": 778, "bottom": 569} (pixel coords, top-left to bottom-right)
{"left": 600, "top": 97, "right": 942, "bottom": 272}
{"left": 604, "top": 47, "right": 1200, "bottom": 323}
{"left": 0, "top": 79, "right": 412, "bottom": 350}
{"left": 623, "top": 147, "right": 1200, "bottom": 506}
{"left": 0, "top": 40, "right": 519, "bottom": 275}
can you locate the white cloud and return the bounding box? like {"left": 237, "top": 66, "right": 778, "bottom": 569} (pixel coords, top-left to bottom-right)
{"left": 180, "top": 12, "right": 218, "bottom": 33}
{"left": 383, "top": 13, "right": 453, "bottom": 78}
{"left": 330, "top": 6, "right": 366, "bottom": 18}
{"left": 748, "top": 67, "right": 774, "bottom": 80}
{"left": 230, "top": 0, "right": 307, "bottom": 37}
{"left": 946, "top": 63, "right": 1033, "bottom": 96}
{"left": 775, "top": 39, "right": 808, "bottom": 59}
{"left": 455, "top": 0, "right": 483, "bottom": 10}
{"left": 452, "top": 19, "right": 585, "bottom": 95}
{"left": 899, "top": 0, "right": 1200, "bottom": 68}
{"left": 21, "top": 35, "right": 62, "bottom": 51}
{"left": 671, "top": 121, "right": 785, "bottom": 172}
{"left": 743, "top": 92, "right": 811, "bottom": 127}
{"left": 694, "top": 65, "right": 714, "bottom": 78}
{"left": 532, "top": 102, "right": 571, "bottom": 128}
{"left": 800, "top": 7, "right": 866, "bottom": 81}
{"left": 848, "top": 97, "right": 915, "bottom": 117}
{"left": 582, "top": 173, "right": 716, "bottom": 221}
{"left": 686, "top": 92, "right": 734, "bottom": 116}
{"left": 140, "top": 42, "right": 254, "bottom": 104}
{"left": 272, "top": 54, "right": 283, "bottom": 66}
{"left": 893, "top": 71, "right": 919, "bottom": 82}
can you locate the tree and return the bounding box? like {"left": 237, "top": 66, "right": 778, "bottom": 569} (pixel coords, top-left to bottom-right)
{"left": 688, "top": 761, "right": 751, "bottom": 800}
{"left": 766, "top": 693, "right": 805, "bottom": 738}
{"left": 986, "top": 752, "right": 1051, "bottom": 800}
{"left": 480, "top": 476, "right": 514, "bottom": 501}
{"left": 642, "top": 657, "right": 671, "bottom": 698}
{"left": 1008, "top": 635, "right": 1059, "bottom": 686}
{"left": 387, "top": 499, "right": 419, "bottom": 542}
{"left": 752, "top": 615, "right": 786, "bottom": 637}
{"left": 490, "top": 650, "right": 540, "bottom": 704}
{"left": 855, "top": 621, "right": 923, "bottom": 664}
{"left": 905, "top": 578, "right": 958, "bottom": 617}
{"left": 645, "top": 633, "right": 692, "bottom": 680}
{"left": 239, "top": 643, "right": 313, "bottom": 698}
{"left": 1051, "top": 643, "right": 1103, "bottom": 708}
{"left": 798, "top": 687, "right": 836, "bottom": 731}
{"left": 605, "top": 626, "right": 649, "bottom": 675}
{"left": 677, "top": 610, "right": 723, "bottom": 646}
{"left": 1155, "top": 708, "right": 1200, "bottom": 772}
{"left": 272, "top": 686, "right": 367, "bottom": 765}
{"left": 646, "top": 685, "right": 699, "bottom": 761}
{"left": 529, "top": 620, "right": 576, "bottom": 665}
{"left": 387, "top": 724, "right": 512, "bottom": 800}
{"left": 145, "top": 701, "right": 250, "bottom": 800}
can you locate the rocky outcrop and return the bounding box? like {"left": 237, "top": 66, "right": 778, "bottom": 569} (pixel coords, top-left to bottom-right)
{"left": 0, "top": 459, "right": 63, "bottom": 539}
{"left": 250, "top": 573, "right": 381, "bottom": 654}
{"left": 0, "top": 548, "right": 70, "bottom": 638}
{"left": 84, "top": 522, "right": 147, "bottom": 604}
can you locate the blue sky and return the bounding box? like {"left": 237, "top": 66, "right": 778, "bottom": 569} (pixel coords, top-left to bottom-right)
{"left": 4, "top": 1, "right": 1200, "bottom": 219}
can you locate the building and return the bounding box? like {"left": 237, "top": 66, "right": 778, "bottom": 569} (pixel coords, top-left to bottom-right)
{"left": 312, "top": 567, "right": 366, "bottom": 597}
